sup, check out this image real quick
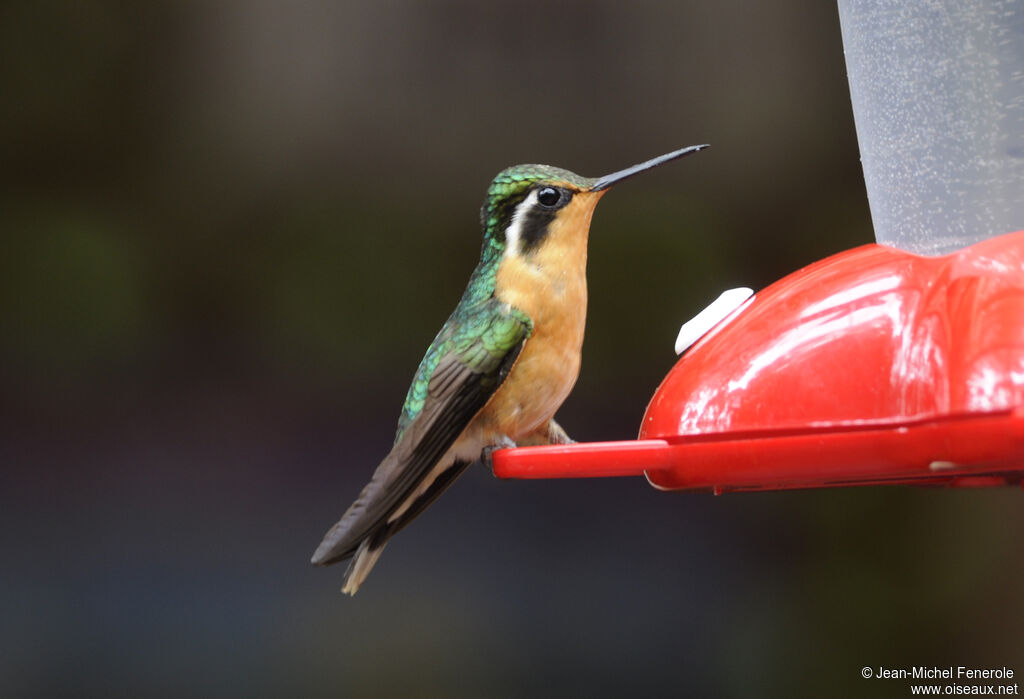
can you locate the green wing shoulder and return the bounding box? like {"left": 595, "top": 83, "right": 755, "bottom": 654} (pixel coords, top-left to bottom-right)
{"left": 394, "top": 300, "right": 532, "bottom": 442}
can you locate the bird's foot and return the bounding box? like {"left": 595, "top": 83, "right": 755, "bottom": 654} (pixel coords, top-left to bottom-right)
{"left": 481, "top": 435, "right": 517, "bottom": 475}
{"left": 546, "top": 419, "right": 576, "bottom": 446}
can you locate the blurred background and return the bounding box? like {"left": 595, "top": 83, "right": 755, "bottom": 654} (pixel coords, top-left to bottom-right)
{"left": 2, "top": 1, "right": 1021, "bottom": 696}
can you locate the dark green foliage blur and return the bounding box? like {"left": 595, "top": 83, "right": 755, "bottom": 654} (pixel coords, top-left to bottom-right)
{"left": 2, "top": 2, "right": 1020, "bottom": 697}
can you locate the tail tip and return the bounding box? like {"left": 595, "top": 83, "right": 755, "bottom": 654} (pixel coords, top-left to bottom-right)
{"left": 310, "top": 545, "right": 332, "bottom": 566}
{"left": 338, "top": 538, "right": 387, "bottom": 595}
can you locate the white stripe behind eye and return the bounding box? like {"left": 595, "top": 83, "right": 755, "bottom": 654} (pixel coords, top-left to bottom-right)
{"left": 504, "top": 189, "right": 539, "bottom": 258}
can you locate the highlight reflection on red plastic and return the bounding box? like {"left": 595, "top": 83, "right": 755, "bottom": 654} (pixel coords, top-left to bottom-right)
{"left": 492, "top": 231, "right": 1024, "bottom": 491}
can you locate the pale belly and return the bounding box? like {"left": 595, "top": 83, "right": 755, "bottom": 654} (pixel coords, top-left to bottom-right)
{"left": 478, "top": 328, "right": 582, "bottom": 440}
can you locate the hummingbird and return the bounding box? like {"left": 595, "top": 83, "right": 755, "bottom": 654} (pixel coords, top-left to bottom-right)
{"left": 311, "top": 144, "right": 708, "bottom": 594}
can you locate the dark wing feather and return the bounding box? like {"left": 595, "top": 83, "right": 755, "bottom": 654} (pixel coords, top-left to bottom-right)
{"left": 311, "top": 301, "right": 530, "bottom": 566}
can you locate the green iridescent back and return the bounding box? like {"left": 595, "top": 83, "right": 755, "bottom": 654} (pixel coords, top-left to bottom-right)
{"left": 393, "top": 163, "right": 596, "bottom": 441}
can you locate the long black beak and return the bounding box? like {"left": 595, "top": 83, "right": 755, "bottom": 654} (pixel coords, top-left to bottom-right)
{"left": 589, "top": 144, "right": 709, "bottom": 192}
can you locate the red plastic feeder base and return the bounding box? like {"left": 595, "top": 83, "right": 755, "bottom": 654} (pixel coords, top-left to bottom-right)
{"left": 493, "top": 231, "right": 1024, "bottom": 491}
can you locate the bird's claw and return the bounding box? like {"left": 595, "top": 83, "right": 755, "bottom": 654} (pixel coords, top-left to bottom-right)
{"left": 481, "top": 436, "right": 517, "bottom": 475}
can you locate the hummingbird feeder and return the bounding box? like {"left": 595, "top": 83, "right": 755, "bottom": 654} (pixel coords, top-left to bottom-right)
{"left": 492, "top": 0, "right": 1024, "bottom": 491}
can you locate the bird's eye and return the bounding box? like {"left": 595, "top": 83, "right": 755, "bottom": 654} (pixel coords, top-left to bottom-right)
{"left": 537, "top": 187, "right": 562, "bottom": 207}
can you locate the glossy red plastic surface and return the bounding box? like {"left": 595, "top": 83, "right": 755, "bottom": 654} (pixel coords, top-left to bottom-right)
{"left": 492, "top": 230, "right": 1024, "bottom": 490}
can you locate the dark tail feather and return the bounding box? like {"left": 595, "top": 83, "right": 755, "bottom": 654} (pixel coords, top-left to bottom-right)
{"left": 310, "top": 520, "right": 355, "bottom": 566}
{"left": 311, "top": 455, "right": 473, "bottom": 592}
{"left": 310, "top": 452, "right": 403, "bottom": 567}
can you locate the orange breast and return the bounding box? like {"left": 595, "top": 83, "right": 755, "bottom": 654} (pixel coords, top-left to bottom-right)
{"left": 477, "top": 192, "right": 602, "bottom": 440}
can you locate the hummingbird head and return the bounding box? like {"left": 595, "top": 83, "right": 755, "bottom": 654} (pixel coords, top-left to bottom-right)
{"left": 480, "top": 145, "right": 708, "bottom": 259}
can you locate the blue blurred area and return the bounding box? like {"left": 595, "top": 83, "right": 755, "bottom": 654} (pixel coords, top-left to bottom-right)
{"left": 2, "top": 1, "right": 1021, "bottom": 696}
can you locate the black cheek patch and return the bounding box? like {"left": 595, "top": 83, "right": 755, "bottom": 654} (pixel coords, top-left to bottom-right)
{"left": 518, "top": 207, "right": 559, "bottom": 254}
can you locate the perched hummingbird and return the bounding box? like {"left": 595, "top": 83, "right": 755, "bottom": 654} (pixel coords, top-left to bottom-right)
{"left": 311, "top": 144, "right": 708, "bottom": 594}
